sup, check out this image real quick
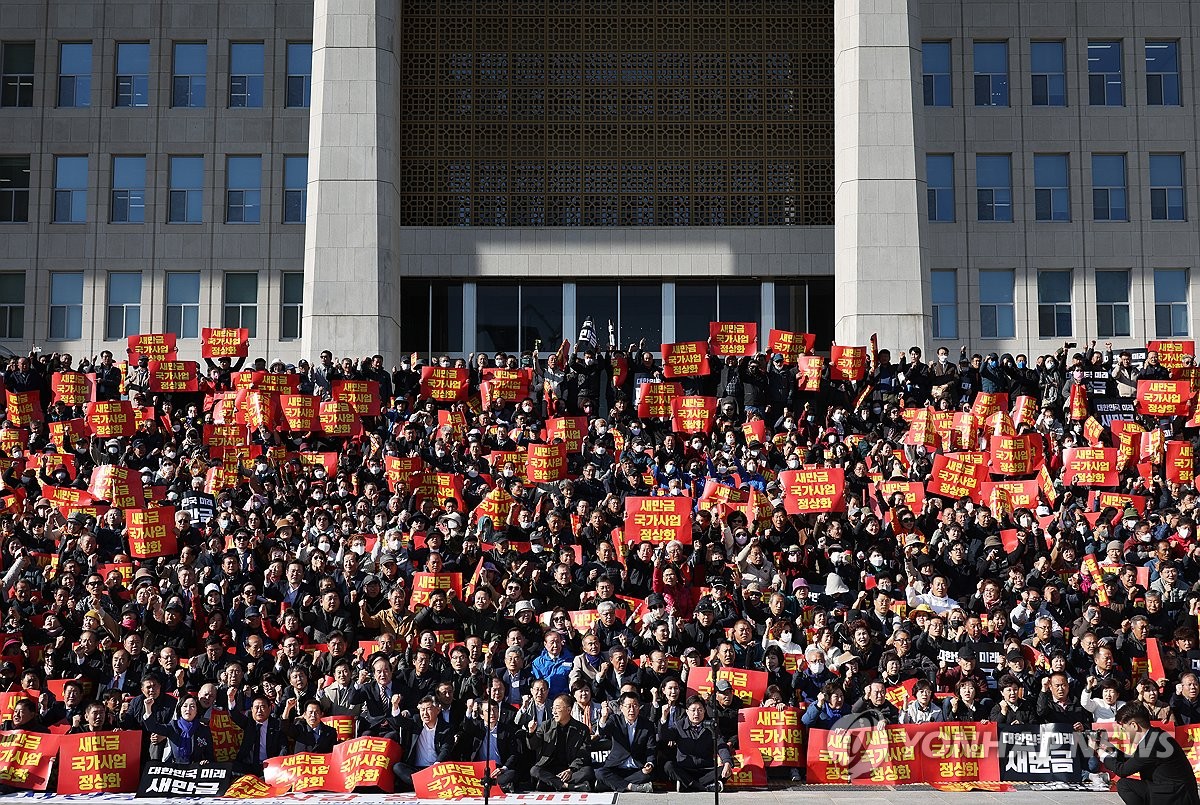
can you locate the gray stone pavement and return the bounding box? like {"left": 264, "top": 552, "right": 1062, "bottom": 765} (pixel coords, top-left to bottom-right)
{"left": 619, "top": 791, "right": 1122, "bottom": 804}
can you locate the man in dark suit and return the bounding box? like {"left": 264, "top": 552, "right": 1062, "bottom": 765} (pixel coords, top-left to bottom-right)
{"left": 121, "top": 673, "right": 178, "bottom": 762}
{"left": 351, "top": 654, "right": 402, "bottom": 738}
{"left": 460, "top": 698, "right": 527, "bottom": 791}
{"left": 282, "top": 698, "right": 339, "bottom": 754}
{"left": 1096, "top": 702, "right": 1200, "bottom": 805}
{"left": 529, "top": 694, "right": 595, "bottom": 791}
{"left": 392, "top": 696, "right": 459, "bottom": 791}
{"left": 228, "top": 691, "right": 288, "bottom": 774}
{"left": 595, "top": 692, "right": 657, "bottom": 793}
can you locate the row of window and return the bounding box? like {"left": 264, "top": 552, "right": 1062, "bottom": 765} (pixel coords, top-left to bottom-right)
{"left": 0, "top": 40, "right": 312, "bottom": 109}
{"left": 930, "top": 268, "right": 1189, "bottom": 341}
{"left": 923, "top": 39, "right": 1180, "bottom": 108}
{"left": 0, "top": 154, "right": 307, "bottom": 225}
{"left": 0, "top": 271, "right": 303, "bottom": 342}
{"left": 926, "top": 153, "right": 1185, "bottom": 223}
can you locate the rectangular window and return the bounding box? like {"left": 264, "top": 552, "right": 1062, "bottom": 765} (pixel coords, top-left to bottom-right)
{"left": 976, "top": 154, "right": 1012, "bottom": 222}
{"left": 223, "top": 273, "right": 258, "bottom": 337}
{"left": 110, "top": 155, "right": 146, "bottom": 223}
{"left": 0, "top": 274, "right": 25, "bottom": 339}
{"left": 53, "top": 156, "right": 88, "bottom": 224}
{"left": 476, "top": 283, "right": 563, "bottom": 353}
{"left": 922, "top": 42, "right": 951, "bottom": 107}
{"left": 225, "top": 156, "right": 261, "bottom": 224}
{"left": 57, "top": 43, "right": 92, "bottom": 108}
{"left": 1146, "top": 41, "right": 1180, "bottom": 106}
{"left": 1092, "top": 154, "right": 1128, "bottom": 221}
{"left": 172, "top": 42, "right": 207, "bottom": 108}
{"left": 1088, "top": 41, "right": 1123, "bottom": 106}
{"left": 1155, "top": 268, "right": 1189, "bottom": 337}
{"left": 105, "top": 271, "right": 142, "bottom": 340}
{"left": 979, "top": 269, "right": 1015, "bottom": 339}
{"left": 973, "top": 41, "right": 1009, "bottom": 107}
{"left": 1150, "top": 154, "right": 1186, "bottom": 221}
{"left": 1034, "top": 154, "right": 1070, "bottom": 221}
{"left": 168, "top": 156, "right": 204, "bottom": 223}
{"left": 281, "top": 272, "right": 303, "bottom": 339}
{"left": 286, "top": 43, "right": 312, "bottom": 108}
{"left": 574, "top": 283, "right": 664, "bottom": 349}
{"left": 165, "top": 271, "right": 200, "bottom": 339}
{"left": 283, "top": 155, "right": 307, "bottom": 223}
{"left": 49, "top": 271, "right": 83, "bottom": 340}
{"left": 1031, "top": 41, "right": 1066, "bottom": 106}
{"left": 229, "top": 42, "right": 264, "bottom": 108}
{"left": 0, "top": 156, "right": 31, "bottom": 223}
{"left": 930, "top": 269, "right": 957, "bottom": 339}
{"left": 399, "top": 281, "right": 464, "bottom": 355}
{"left": 1, "top": 43, "right": 34, "bottom": 108}
{"left": 1037, "top": 270, "right": 1072, "bottom": 338}
{"left": 926, "top": 154, "right": 955, "bottom": 222}
{"left": 115, "top": 43, "right": 150, "bottom": 107}
{"left": 1096, "top": 270, "right": 1130, "bottom": 338}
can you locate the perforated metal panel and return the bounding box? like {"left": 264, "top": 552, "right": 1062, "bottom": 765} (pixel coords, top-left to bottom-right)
{"left": 397, "top": 0, "right": 834, "bottom": 226}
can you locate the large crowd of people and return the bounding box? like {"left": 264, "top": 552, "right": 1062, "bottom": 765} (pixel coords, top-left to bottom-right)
{"left": 1, "top": 329, "right": 1199, "bottom": 793}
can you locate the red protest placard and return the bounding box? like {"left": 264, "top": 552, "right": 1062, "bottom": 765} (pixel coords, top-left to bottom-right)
{"left": 766, "top": 329, "right": 816, "bottom": 361}
{"left": 208, "top": 709, "right": 241, "bottom": 763}
{"left": 1149, "top": 340, "right": 1195, "bottom": 370}
{"left": 709, "top": 322, "right": 758, "bottom": 357}
{"left": 670, "top": 396, "right": 717, "bottom": 433}
{"left": 278, "top": 395, "right": 319, "bottom": 432}
{"left": 333, "top": 736, "right": 402, "bottom": 792}
{"left": 877, "top": 480, "right": 925, "bottom": 511}
{"left": 544, "top": 417, "right": 586, "bottom": 454}
{"left": 51, "top": 372, "right": 94, "bottom": 405}
{"left": 737, "top": 707, "right": 804, "bottom": 767}
{"left": 927, "top": 453, "right": 989, "bottom": 499}
{"left": 127, "top": 333, "right": 177, "bottom": 362}
{"left": 796, "top": 356, "right": 824, "bottom": 392}
{"left": 779, "top": 468, "right": 846, "bottom": 514}
{"left": 479, "top": 368, "right": 532, "bottom": 407}
{"left": 685, "top": 666, "right": 768, "bottom": 706}
{"left": 527, "top": 442, "right": 568, "bottom": 483}
{"left": 1011, "top": 395, "right": 1038, "bottom": 428}
{"left": 981, "top": 480, "right": 1038, "bottom": 511}
{"left": 988, "top": 433, "right": 1044, "bottom": 476}
{"left": 408, "top": 573, "right": 463, "bottom": 611}
{"left": 0, "top": 731, "right": 60, "bottom": 790}
{"left": 636, "top": 381, "right": 682, "bottom": 418}
{"left": 265, "top": 752, "right": 338, "bottom": 793}
{"left": 1167, "top": 440, "right": 1195, "bottom": 485}
{"left": 419, "top": 366, "right": 468, "bottom": 403}
{"left": 88, "top": 465, "right": 144, "bottom": 509}
{"left": 1137, "top": 379, "right": 1193, "bottom": 417}
{"left": 4, "top": 391, "right": 41, "bottom": 426}
{"left": 57, "top": 730, "right": 140, "bottom": 794}
{"left": 383, "top": 456, "right": 424, "bottom": 492}
{"left": 48, "top": 418, "right": 88, "bottom": 451}
{"left": 321, "top": 715, "right": 355, "bottom": 742}
{"left": 332, "top": 380, "right": 381, "bottom": 417}
{"left": 318, "top": 401, "right": 363, "bottom": 438}
{"left": 86, "top": 400, "right": 136, "bottom": 438}
{"left": 126, "top": 506, "right": 178, "bottom": 558}
{"left": 232, "top": 372, "right": 302, "bottom": 395}
{"left": 830, "top": 345, "right": 867, "bottom": 381}
{"left": 201, "top": 327, "right": 250, "bottom": 359}
{"left": 148, "top": 361, "right": 199, "bottom": 393}
{"left": 413, "top": 761, "right": 505, "bottom": 799}
{"left": 1062, "top": 447, "right": 1119, "bottom": 487}
{"left": 661, "top": 341, "right": 711, "bottom": 378}
{"left": 624, "top": 496, "right": 692, "bottom": 544}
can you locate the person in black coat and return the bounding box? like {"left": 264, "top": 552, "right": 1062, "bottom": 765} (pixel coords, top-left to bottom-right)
{"left": 392, "top": 696, "right": 459, "bottom": 791}
{"left": 529, "top": 694, "right": 595, "bottom": 791}
{"left": 143, "top": 694, "right": 216, "bottom": 764}
{"left": 228, "top": 691, "right": 288, "bottom": 774}
{"left": 595, "top": 693, "right": 658, "bottom": 793}
{"left": 660, "top": 695, "right": 733, "bottom": 791}
{"left": 1096, "top": 702, "right": 1200, "bottom": 805}
{"left": 282, "top": 697, "right": 338, "bottom": 754}
{"left": 460, "top": 699, "right": 527, "bottom": 791}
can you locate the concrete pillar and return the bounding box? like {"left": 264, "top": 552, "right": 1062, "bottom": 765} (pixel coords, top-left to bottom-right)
{"left": 833, "top": 0, "right": 931, "bottom": 354}
{"left": 302, "top": 0, "right": 400, "bottom": 359}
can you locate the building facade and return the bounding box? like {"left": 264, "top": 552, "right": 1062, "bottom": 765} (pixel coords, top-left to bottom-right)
{"left": 0, "top": 0, "right": 1196, "bottom": 361}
